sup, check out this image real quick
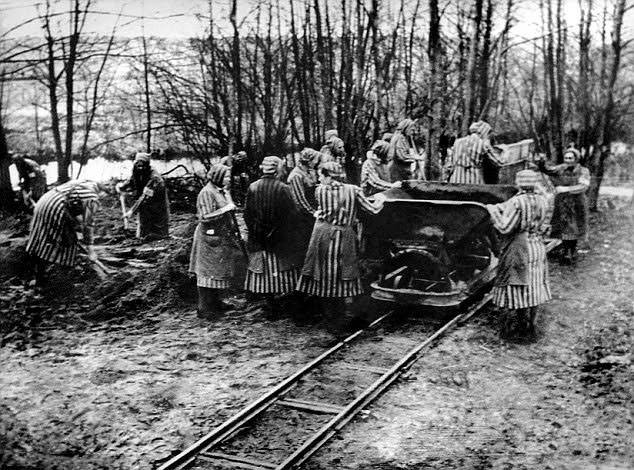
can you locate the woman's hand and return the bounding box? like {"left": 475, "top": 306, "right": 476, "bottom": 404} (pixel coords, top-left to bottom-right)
{"left": 373, "top": 193, "right": 387, "bottom": 205}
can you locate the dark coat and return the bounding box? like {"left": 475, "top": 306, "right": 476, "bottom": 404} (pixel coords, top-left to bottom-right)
{"left": 243, "top": 175, "right": 304, "bottom": 270}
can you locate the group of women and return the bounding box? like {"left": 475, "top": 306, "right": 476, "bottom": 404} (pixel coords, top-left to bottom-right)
{"left": 22, "top": 119, "right": 591, "bottom": 336}
{"left": 189, "top": 153, "right": 387, "bottom": 323}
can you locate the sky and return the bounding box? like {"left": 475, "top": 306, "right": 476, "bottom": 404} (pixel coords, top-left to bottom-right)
{"left": 0, "top": 0, "right": 217, "bottom": 39}
{"left": 0, "top": 0, "right": 628, "bottom": 46}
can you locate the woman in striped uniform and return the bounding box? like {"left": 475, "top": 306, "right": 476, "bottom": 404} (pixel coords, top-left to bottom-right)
{"left": 447, "top": 120, "right": 505, "bottom": 184}
{"left": 26, "top": 180, "right": 101, "bottom": 285}
{"left": 287, "top": 148, "right": 322, "bottom": 255}
{"left": 244, "top": 156, "right": 304, "bottom": 310}
{"left": 297, "top": 161, "right": 385, "bottom": 319}
{"left": 361, "top": 140, "right": 401, "bottom": 196}
{"left": 189, "top": 164, "right": 246, "bottom": 318}
{"left": 486, "top": 169, "right": 551, "bottom": 335}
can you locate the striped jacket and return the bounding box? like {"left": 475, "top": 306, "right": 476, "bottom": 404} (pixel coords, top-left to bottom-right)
{"left": 287, "top": 165, "right": 317, "bottom": 218}
{"left": 297, "top": 181, "right": 383, "bottom": 297}
{"left": 360, "top": 154, "right": 392, "bottom": 196}
{"left": 26, "top": 181, "right": 100, "bottom": 266}
{"left": 244, "top": 175, "right": 303, "bottom": 269}
{"left": 448, "top": 134, "right": 505, "bottom": 184}
{"left": 487, "top": 191, "right": 551, "bottom": 309}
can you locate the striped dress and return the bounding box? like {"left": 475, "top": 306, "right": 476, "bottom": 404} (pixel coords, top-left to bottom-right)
{"left": 297, "top": 182, "right": 383, "bottom": 297}
{"left": 26, "top": 181, "right": 100, "bottom": 267}
{"left": 486, "top": 192, "right": 552, "bottom": 309}
{"left": 244, "top": 176, "right": 303, "bottom": 294}
{"left": 360, "top": 154, "right": 393, "bottom": 196}
{"left": 448, "top": 134, "right": 505, "bottom": 184}
{"left": 287, "top": 165, "right": 317, "bottom": 217}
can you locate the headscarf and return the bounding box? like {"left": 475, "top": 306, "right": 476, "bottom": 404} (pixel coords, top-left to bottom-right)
{"left": 260, "top": 155, "right": 282, "bottom": 175}
{"left": 371, "top": 140, "right": 391, "bottom": 162}
{"left": 324, "top": 129, "right": 339, "bottom": 143}
{"left": 328, "top": 137, "right": 345, "bottom": 156}
{"left": 563, "top": 148, "right": 581, "bottom": 162}
{"left": 468, "top": 121, "right": 492, "bottom": 139}
{"left": 59, "top": 180, "right": 101, "bottom": 214}
{"left": 206, "top": 163, "right": 229, "bottom": 187}
{"left": 396, "top": 118, "right": 416, "bottom": 135}
{"left": 134, "top": 152, "right": 151, "bottom": 163}
{"left": 300, "top": 148, "right": 322, "bottom": 166}
{"left": 515, "top": 169, "right": 540, "bottom": 191}
{"left": 321, "top": 161, "right": 346, "bottom": 183}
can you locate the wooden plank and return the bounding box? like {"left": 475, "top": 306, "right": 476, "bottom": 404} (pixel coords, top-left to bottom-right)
{"left": 276, "top": 399, "right": 344, "bottom": 415}
{"left": 199, "top": 452, "right": 277, "bottom": 470}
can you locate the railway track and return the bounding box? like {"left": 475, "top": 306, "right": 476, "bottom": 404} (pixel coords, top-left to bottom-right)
{"left": 158, "top": 239, "right": 561, "bottom": 470}
{"left": 156, "top": 297, "right": 490, "bottom": 470}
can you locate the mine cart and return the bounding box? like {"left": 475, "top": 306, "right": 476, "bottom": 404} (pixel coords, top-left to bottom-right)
{"left": 363, "top": 181, "right": 518, "bottom": 308}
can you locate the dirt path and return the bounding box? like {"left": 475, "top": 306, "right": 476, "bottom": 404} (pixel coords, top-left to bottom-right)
{"left": 1, "top": 197, "right": 632, "bottom": 470}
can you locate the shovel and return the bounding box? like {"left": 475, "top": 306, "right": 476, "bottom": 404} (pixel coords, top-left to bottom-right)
{"left": 78, "top": 244, "right": 115, "bottom": 280}
{"left": 119, "top": 193, "right": 130, "bottom": 230}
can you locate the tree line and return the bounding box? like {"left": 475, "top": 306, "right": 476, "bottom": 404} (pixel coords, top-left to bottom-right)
{"left": 1, "top": 0, "right": 632, "bottom": 211}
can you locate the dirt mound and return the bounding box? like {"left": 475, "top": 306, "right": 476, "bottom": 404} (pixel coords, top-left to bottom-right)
{"left": 0, "top": 190, "right": 198, "bottom": 347}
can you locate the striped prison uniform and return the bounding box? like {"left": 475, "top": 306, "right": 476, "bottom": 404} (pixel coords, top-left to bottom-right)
{"left": 486, "top": 192, "right": 552, "bottom": 309}
{"left": 287, "top": 165, "right": 317, "bottom": 216}
{"left": 26, "top": 181, "right": 100, "bottom": 267}
{"left": 360, "top": 154, "right": 392, "bottom": 196}
{"left": 296, "top": 181, "right": 382, "bottom": 297}
{"left": 448, "top": 134, "right": 505, "bottom": 184}
{"left": 244, "top": 175, "right": 302, "bottom": 294}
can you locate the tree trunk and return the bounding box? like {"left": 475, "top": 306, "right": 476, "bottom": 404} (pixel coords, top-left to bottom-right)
{"left": 42, "top": 7, "right": 64, "bottom": 182}
{"left": 142, "top": 34, "right": 152, "bottom": 152}
{"left": 577, "top": 0, "right": 592, "bottom": 156}
{"left": 427, "top": 0, "right": 442, "bottom": 180}
{"left": 477, "top": 0, "right": 493, "bottom": 120}
{"left": 0, "top": 73, "right": 15, "bottom": 212}
{"left": 230, "top": 0, "right": 243, "bottom": 149}
{"left": 64, "top": 0, "right": 82, "bottom": 180}
{"left": 588, "top": 0, "right": 626, "bottom": 211}
{"left": 463, "top": 0, "right": 483, "bottom": 134}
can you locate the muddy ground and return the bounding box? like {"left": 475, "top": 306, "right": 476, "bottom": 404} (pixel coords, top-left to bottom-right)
{"left": 0, "top": 189, "right": 632, "bottom": 470}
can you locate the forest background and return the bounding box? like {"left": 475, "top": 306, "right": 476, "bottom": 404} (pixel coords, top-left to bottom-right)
{"left": 0, "top": 0, "right": 633, "bottom": 212}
